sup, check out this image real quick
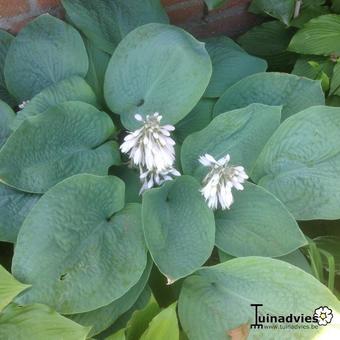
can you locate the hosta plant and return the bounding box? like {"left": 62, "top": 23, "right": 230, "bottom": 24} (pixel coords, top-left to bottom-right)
{"left": 0, "top": 1, "right": 340, "bottom": 339}
{"left": 240, "top": 0, "right": 340, "bottom": 100}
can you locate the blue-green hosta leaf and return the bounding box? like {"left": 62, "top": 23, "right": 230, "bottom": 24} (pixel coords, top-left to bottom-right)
{"left": 238, "top": 21, "right": 297, "bottom": 71}
{"left": 104, "top": 23, "right": 212, "bottom": 130}
{"left": 289, "top": 14, "right": 340, "bottom": 56}
{"left": 215, "top": 182, "right": 307, "bottom": 257}
{"left": 69, "top": 256, "right": 153, "bottom": 337}
{"left": 0, "top": 101, "right": 119, "bottom": 193}
{"left": 218, "top": 249, "right": 313, "bottom": 274}
{"left": 0, "top": 30, "right": 15, "bottom": 106}
{"left": 0, "top": 304, "right": 90, "bottom": 340}
{"left": 249, "top": 0, "right": 295, "bottom": 25}
{"left": 181, "top": 104, "right": 281, "bottom": 180}
{"left": 252, "top": 106, "right": 340, "bottom": 220}
{"left": 97, "top": 286, "right": 152, "bottom": 340}
{"left": 142, "top": 176, "right": 215, "bottom": 283}
{"left": 12, "top": 76, "right": 98, "bottom": 129}
{"left": 0, "top": 183, "right": 40, "bottom": 243}
{"left": 4, "top": 15, "right": 88, "bottom": 102}
{"left": 178, "top": 257, "right": 340, "bottom": 340}
{"left": 238, "top": 21, "right": 293, "bottom": 57}
{"left": 278, "top": 250, "right": 313, "bottom": 274}
{"left": 214, "top": 72, "right": 325, "bottom": 121}
{"left": 0, "top": 265, "right": 30, "bottom": 311}
{"left": 0, "top": 99, "right": 15, "bottom": 147}
{"left": 204, "top": 36, "right": 267, "bottom": 98}
{"left": 84, "top": 38, "right": 110, "bottom": 106}
{"left": 12, "top": 175, "right": 148, "bottom": 314}
{"left": 140, "top": 303, "right": 179, "bottom": 340}
{"left": 175, "top": 98, "right": 215, "bottom": 144}
{"left": 62, "top": 0, "right": 169, "bottom": 54}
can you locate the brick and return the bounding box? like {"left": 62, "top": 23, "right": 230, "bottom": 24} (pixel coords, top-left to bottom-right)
{"left": 5, "top": 5, "right": 65, "bottom": 34}
{"left": 37, "top": 0, "right": 61, "bottom": 10}
{"left": 165, "top": 1, "right": 204, "bottom": 24}
{"left": 173, "top": 0, "right": 258, "bottom": 38}
{"left": 1, "top": 0, "right": 258, "bottom": 40}
{"left": 0, "top": 0, "right": 30, "bottom": 17}
{"left": 8, "top": 16, "right": 36, "bottom": 34}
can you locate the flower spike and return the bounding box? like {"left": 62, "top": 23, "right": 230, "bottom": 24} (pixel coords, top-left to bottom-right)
{"left": 199, "top": 153, "right": 248, "bottom": 210}
{"left": 120, "top": 113, "right": 180, "bottom": 193}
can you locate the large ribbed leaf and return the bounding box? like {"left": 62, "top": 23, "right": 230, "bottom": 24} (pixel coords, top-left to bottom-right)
{"left": 238, "top": 21, "right": 297, "bottom": 71}
{"left": 13, "top": 76, "right": 98, "bottom": 129}
{"left": 203, "top": 36, "right": 267, "bottom": 98}
{"left": 292, "top": 56, "right": 334, "bottom": 83}
{"left": 0, "top": 101, "right": 119, "bottom": 193}
{"left": 104, "top": 23, "right": 212, "bottom": 130}
{"left": 218, "top": 249, "right": 313, "bottom": 274}
{"left": 178, "top": 257, "right": 340, "bottom": 340}
{"left": 215, "top": 182, "right": 307, "bottom": 257}
{"left": 70, "top": 257, "right": 153, "bottom": 337}
{"left": 252, "top": 106, "right": 340, "bottom": 220}
{"left": 125, "top": 295, "right": 161, "bottom": 340}
{"left": 289, "top": 14, "right": 340, "bottom": 56}
{"left": 140, "top": 303, "right": 179, "bottom": 340}
{"left": 4, "top": 15, "right": 88, "bottom": 101}
{"left": 181, "top": 104, "right": 281, "bottom": 179}
{"left": 175, "top": 98, "right": 215, "bottom": 144}
{"left": 12, "top": 175, "right": 148, "bottom": 314}
{"left": 330, "top": 62, "right": 340, "bottom": 96}
{"left": 142, "top": 176, "right": 215, "bottom": 283}
{"left": 0, "top": 183, "right": 40, "bottom": 243}
{"left": 0, "top": 99, "right": 15, "bottom": 147}
{"left": 62, "top": 0, "right": 168, "bottom": 53}
{"left": 0, "top": 304, "right": 90, "bottom": 340}
{"left": 94, "top": 287, "right": 152, "bottom": 339}
{"left": 214, "top": 72, "right": 325, "bottom": 121}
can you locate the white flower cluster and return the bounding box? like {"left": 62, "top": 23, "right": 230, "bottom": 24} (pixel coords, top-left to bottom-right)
{"left": 120, "top": 113, "right": 248, "bottom": 209}
{"left": 120, "top": 113, "right": 180, "bottom": 193}
{"left": 199, "top": 153, "right": 248, "bottom": 210}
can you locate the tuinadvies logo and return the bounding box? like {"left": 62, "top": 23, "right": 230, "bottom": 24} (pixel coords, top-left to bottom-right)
{"left": 250, "top": 304, "right": 333, "bottom": 330}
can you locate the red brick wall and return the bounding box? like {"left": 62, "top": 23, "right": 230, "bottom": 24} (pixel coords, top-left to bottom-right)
{"left": 0, "top": 0, "right": 259, "bottom": 37}
{"left": 0, "top": 0, "right": 63, "bottom": 33}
